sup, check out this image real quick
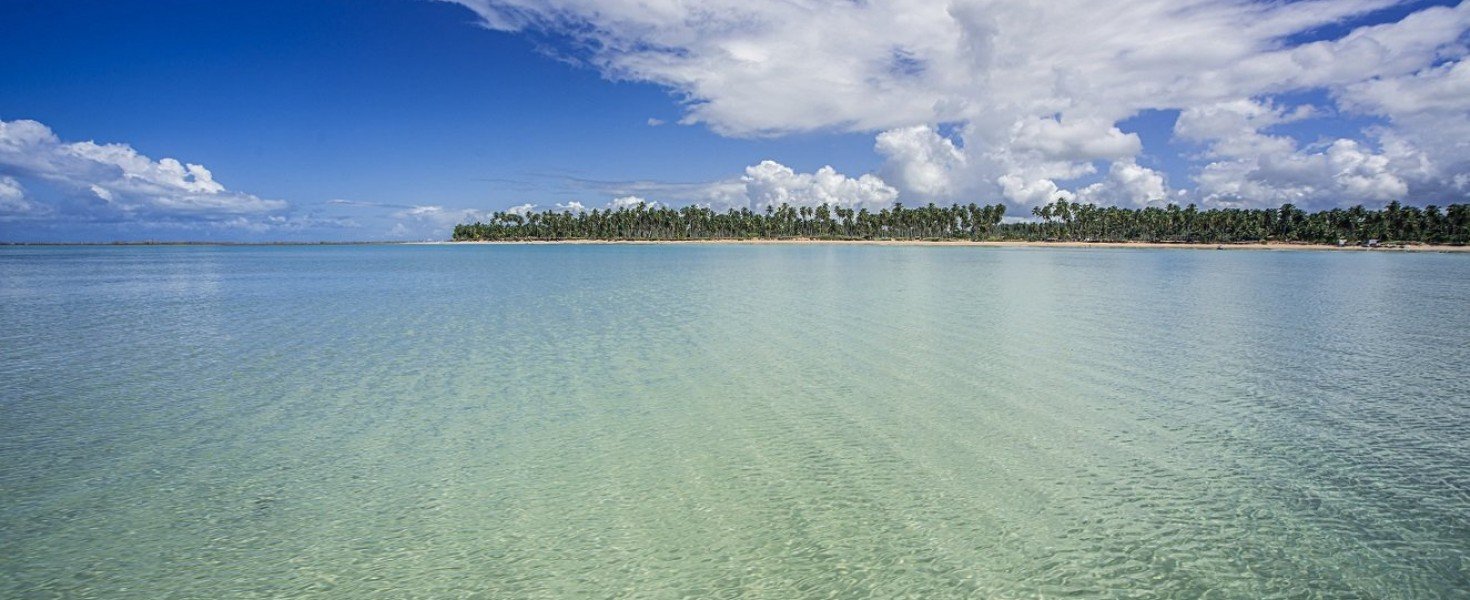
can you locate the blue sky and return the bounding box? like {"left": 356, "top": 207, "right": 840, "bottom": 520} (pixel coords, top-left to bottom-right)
{"left": 2, "top": 0, "right": 1468, "bottom": 241}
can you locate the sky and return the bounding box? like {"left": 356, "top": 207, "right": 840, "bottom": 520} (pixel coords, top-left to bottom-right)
{"left": 1, "top": 0, "right": 1468, "bottom": 242}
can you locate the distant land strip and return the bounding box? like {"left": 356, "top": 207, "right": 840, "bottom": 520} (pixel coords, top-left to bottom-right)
{"left": 440, "top": 239, "right": 1470, "bottom": 252}
{"left": 454, "top": 199, "right": 1469, "bottom": 248}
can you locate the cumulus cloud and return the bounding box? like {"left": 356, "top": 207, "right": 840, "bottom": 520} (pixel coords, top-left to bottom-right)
{"left": 608, "top": 195, "right": 656, "bottom": 210}
{"left": 997, "top": 175, "right": 1072, "bottom": 207}
{"left": 1191, "top": 137, "right": 1413, "bottom": 207}
{"left": 875, "top": 126, "right": 967, "bottom": 199}
{"left": 1336, "top": 59, "right": 1470, "bottom": 200}
{"left": 536, "top": 161, "right": 897, "bottom": 212}
{"left": 741, "top": 161, "right": 897, "bottom": 210}
{"left": 0, "top": 118, "right": 285, "bottom": 219}
{"left": 1341, "top": 60, "right": 1470, "bottom": 117}
{"left": 1010, "top": 117, "right": 1141, "bottom": 162}
{"left": 1176, "top": 99, "right": 1422, "bottom": 207}
{"left": 0, "top": 175, "right": 46, "bottom": 217}
{"left": 385, "top": 204, "right": 496, "bottom": 239}
{"left": 442, "top": 0, "right": 1470, "bottom": 208}
{"left": 479, "top": 196, "right": 663, "bottom": 221}
{"left": 0, "top": 175, "right": 22, "bottom": 202}
{"left": 1076, "top": 162, "right": 1171, "bottom": 207}
{"left": 505, "top": 202, "right": 538, "bottom": 215}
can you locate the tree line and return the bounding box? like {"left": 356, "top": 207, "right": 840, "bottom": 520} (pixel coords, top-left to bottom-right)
{"left": 453, "top": 200, "right": 1469, "bottom": 245}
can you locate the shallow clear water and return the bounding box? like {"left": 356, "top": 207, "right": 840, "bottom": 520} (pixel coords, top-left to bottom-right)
{"left": 1, "top": 244, "right": 1468, "bottom": 598}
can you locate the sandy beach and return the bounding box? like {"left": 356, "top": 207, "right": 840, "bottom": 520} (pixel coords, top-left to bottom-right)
{"left": 434, "top": 239, "right": 1470, "bottom": 252}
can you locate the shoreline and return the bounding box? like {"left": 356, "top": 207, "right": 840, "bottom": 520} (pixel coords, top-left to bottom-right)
{"left": 432, "top": 239, "right": 1470, "bottom": 252}
{"left": 5, "top": 240, "right": 1464, "bottom": 252}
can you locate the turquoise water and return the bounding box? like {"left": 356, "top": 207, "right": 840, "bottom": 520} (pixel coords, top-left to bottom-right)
{"left": 2, "top": 244, "right": 1468, "bottom": 598}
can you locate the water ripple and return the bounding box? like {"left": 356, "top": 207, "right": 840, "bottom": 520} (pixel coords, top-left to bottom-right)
{"left": 2, "top": 245, "right": 1467, "bottom": 598}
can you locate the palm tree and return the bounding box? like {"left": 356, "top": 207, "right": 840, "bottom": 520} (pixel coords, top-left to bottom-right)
{"left": 450, "top": 199, "right": 1469, "bottom": 245}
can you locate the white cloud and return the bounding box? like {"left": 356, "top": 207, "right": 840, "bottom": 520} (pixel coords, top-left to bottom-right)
{"left": 1191, "top": 138, "right": 1413, "bottom": 207}
{"left": 0, "top": 175, "right": 46, "bottom": 216}
{"left": 1176, "top": 99, "right": 1419, "bottom": 207}
{"left": 505, "top": 202, "right": 538, "bottom": 215}
{"left": 1335, "top": 59, "right": 1470, "bottom": 200}
{"left": 1173, "top": 99, "right": 1316, "bottom": 151}
{"left": 875, "top": 125, "right": 967, "bottom": 199}
{"left": 1076, "top": 161, "right": 1170, "bottom": 207}
{"left": 1341, "top": 60, "right": 1470, "bottom": 117}
{"left": 387, "top": 204, "right": 496, "bottom": 239}
{"left": 607, "top": 195, "right": 655, "bottom": 210}
{"left": 450, "top": 0, "right": 1398, "bottom": 134}
{"left": 692, "top": 181, "right": 750, "bottom": 211}
{"left": 1010, "top": 117, "right": 1141, "bottom": 162}
{"left": 442, "top": 0, "right": 1470, "bottom": 207}
{"left": 545, "top": 162, "right": 895, "bottom": 212}
{"left": 997, "top": 175, "right": 1072, "bottom": 207}
{"left": 741, "top": 160, "right": 897, "bottom": 210}
{"left": 89, "top": 184, "right": 114, "bottom": 202}
{"left": 0, "top": 118, "right": 285, "bottom": 217}
{"left": 0, "top": 175, "right": 22, "bottom": 202}
{"left": 406, "top": 205, "right": 446, "bottom": 216}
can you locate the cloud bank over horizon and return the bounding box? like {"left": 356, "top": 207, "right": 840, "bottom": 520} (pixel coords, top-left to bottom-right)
{"left": 444, "top": 0, "right": 1470, "bottom": 210}
{"left": 0, "top": 119, "right": 285, "bottom": 221}
{"left": 0, "top": 118, "right": 364, "bottom": 240}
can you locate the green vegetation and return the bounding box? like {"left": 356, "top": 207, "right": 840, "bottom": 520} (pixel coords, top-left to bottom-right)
{"left": 454, "top": 199, "right": 1470, "bottom": 246}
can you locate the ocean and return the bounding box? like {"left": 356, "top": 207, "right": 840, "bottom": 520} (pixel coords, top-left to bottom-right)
{"left": 2, "top": 244, "right": 1467, "bottom": 598}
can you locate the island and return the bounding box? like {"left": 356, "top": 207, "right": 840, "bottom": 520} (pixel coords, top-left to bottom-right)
{"left": 454, "top": 199, "right": 1469, "bottom": 248}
